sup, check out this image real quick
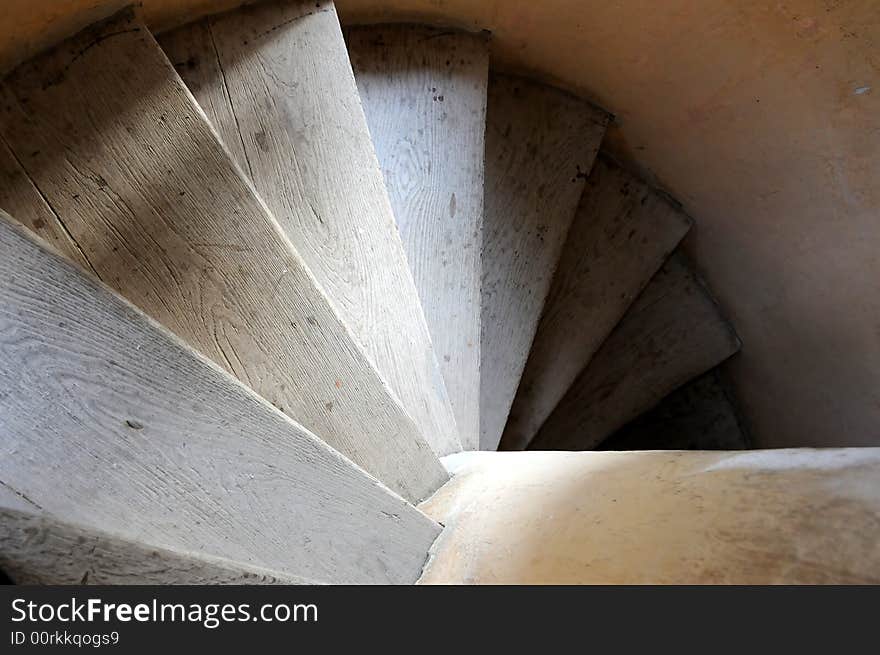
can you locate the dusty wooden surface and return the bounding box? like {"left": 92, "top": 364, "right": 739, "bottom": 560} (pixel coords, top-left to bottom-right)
{"left": 501, "top": 157, "right": 692, "bottom": 450}
{"left": 531, "top": 253, "right": 741, "bottom": 450}
{"left": 480, "top": 73, "right": 608, "bottom": 451}
{"left": 0, "top": 506, "right": 317, "bottom": 585}
{"left": 157, "top": 19, "right": 249, "bottom": 169}
{"left": 0, "top": 8, "right": 447, "bottom": 502}
{"left": 160, "top": 1, "right": 462, "bottom": 457}
{"left": 347, "top": 25, "right": 488, "bottom": 451}
{"left": 0, "top": 214, "right": 441, "bottom": 584}
{"left": 0, "top": 138, "right": 92, "bottom": 272}
{"left": 420, "top": 450, "right": 880, "bottom": 584}
{"left": 599, "top": 368, "right": 749, "bottom": 451}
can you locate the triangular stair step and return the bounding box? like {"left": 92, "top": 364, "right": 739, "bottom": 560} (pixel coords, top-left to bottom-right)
{"left": 0, "top": 8, "right": 446, "bottom": 502}
{"left": 0, "top": 505, "right": 317, "bottom": 585}
{"left": 0, "top": 213, "right": 441, "bottom": 583}
{"left": 501, "top": 155, "right": 692, "bottom": 450}
{"left": 346, "top": 24, "right": 489, "bottom": 451}
{"left": 598, "top": 368, "right": 749, "bottom": 451}
{"left": 480, "top": 73, "right": 609, "bottom": 451}
{"left": 158, "top": 1, "right": 461, "bottom": 457}
{"left": 530, "top": 252, "right": 741, "bottom": 450}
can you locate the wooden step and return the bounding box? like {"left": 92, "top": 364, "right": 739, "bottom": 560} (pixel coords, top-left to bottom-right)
{"left": 0, "top": 505, "right": 317, "bottom": 585}
{"left": 0, "top": 8, "right": 446, "bottom": 503}
{"left": 346, "top": 25, "right": 489, "bottom": 451}
{"left": 480, "top": 73, "right": 609, "bottom": 450}
{"left": 500, "top": 156, "right": 692, "bottom": 450}
{"left": 0, "top": 213, "right": 441, "bottom": 583}
{"left": 530, "top": 252, "right": 741, "bottom": 450}
{"left": 0, "top": 138, "right": 92, "bottom": 272}
{"left": 598, "top": 369, "right": 749, "bottom": 451}
{"left": 158, "top": 1, "right": 462, "bottom": 457}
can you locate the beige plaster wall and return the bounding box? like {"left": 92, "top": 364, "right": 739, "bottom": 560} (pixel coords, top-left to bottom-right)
{"left": 1, "top": 0, "right": 877, "bottom": 448}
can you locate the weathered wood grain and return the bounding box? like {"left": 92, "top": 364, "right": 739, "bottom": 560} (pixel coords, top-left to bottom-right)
{"left": 500, "top": 157, "right": 692, "bottom": 450}
{"left": 0, "top": 506, "right": 318, "bottom": 585}
{"left": 0, "top": 483, "right": 33, "bottom": 514}
{"left": 346, "top": 25, "right": 489, "bottom": 451}
{"left": 530, "top": 252, "right": 741, "bottom": 450}
{"left": 0, "top": 8, "right": 447, "bottom": 502}
{"left": 480, "top": 73, "right": 608, "bottom": 450}
{"left": 157, "top": 19, "right": 249, "bottom": 170}
{"left": 159, "top": 1, "right": 462, "bottom": 457}
{"left": 0, "top": 137, "right": 92, "bottom": 272}
{"left": 0, "top": 213, "right": 441, "bottom": 584}
{"left": 599, "top": 369, "right": 749, "bottom": 451}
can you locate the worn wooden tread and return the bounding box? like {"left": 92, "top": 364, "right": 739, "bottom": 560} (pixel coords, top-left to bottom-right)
{"left": 0, "top": 137, "right": 92, "bottom": 272}
{"left": 159, "top": 1, "right": 462, "bottom": 457}
{"left": 346, "top": 24, "right": 489, "bottom": 451}
{"left": 0, "top": 505, "right": 318, "bottom": 585}
{"left": 480, "top": 73, "right": 609, "bottom": 451}
{"left": 0, "top": 213, "right": 441, "bottom": 584}
{"left": 530, "top": 252, "right": 741, "bottom": 450}
{"left": 0, "top": 7, "right": 446, "bottom": 502}
{"left": 599, "top": 369, "right": 749, "bottom": 451}
{"left": 501, "top": 156, "right": 692, "bottom": 450}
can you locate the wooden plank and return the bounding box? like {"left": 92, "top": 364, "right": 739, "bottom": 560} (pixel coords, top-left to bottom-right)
{"left": 530, "top": 252, "right": 741, "bottom": 450}
{"left": 159, "top": 1, "right": 462, "bottom": 457}
{"left": 500, "top": 157, "right": 692, "bottom": 450}
{"left": 0, "top": 213, "right": 441, "bottom": 584}
{"left": 0, "top": 8, "right": 447, "bottom": 502}
{"left": 480, "top": 73, "right": 608, "bottom": 450}
{"left": 346, "top": 25, "right": 489, "bottom": 451}
{"left": 0, "top": 484, "right": 33, "bottom": 514}
{"left": 0, "top": 506, "right": 318, "bottom": 585}
{"left": 0, "top": 137, "right": 92, "bottom": 272}
{"left": 598, "top": 369, "right": 749, "bottom": 451}
{"left": 158, "top": 19, "right": 249, "bottom": 170}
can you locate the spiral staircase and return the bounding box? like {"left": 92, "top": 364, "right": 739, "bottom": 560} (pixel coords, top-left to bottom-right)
{"left": 1, "top": 1, "right": 877, "bottom": 585}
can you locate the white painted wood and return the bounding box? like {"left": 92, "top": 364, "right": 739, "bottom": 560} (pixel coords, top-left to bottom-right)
{"left": 159, "top": 1, "right": 462, "bottom": 457}
{"left": 0, "top": 506, "right": 318, "bottom": 585}
{"left": 530, "top": 253, "right": 742, "bottom": 450}
{"left": 346, "top": 25, "right": 489, "bottom": 451}
{"left": 0, "top": 213, "right": 441, "bottom": 584}
{"left": 0, "top": 8, "right": 448, "bottom": 502}
{"left": 501, "top": 157, "right": 692, "bottom": 450}
{"left": 480, "top": 73, "right": 608, "bottom": 450}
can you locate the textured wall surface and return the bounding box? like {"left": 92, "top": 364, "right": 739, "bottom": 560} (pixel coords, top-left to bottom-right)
{"left": 1, "top": 0, "right": 878, "bottom": 448}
